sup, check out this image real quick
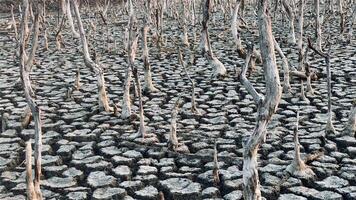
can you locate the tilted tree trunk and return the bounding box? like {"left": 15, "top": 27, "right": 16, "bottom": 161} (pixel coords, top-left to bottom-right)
{"left": 168, "top": 98, "right": 189, "bottom": 153}
{"left": 231, "top": 0, "right": 245, "bottom": 58}
{"left": 66, "top": 0, "right": 80, "bottom": 38}
{"left": 273, "top": 37, "right": 291, "bottom": 93}
{"left": 178, "top": 49, "right": 200, "bottom": 115}
{"left": 71, "top": 0, "right": 113, "bottom": 112}
{"left": 241, "top": 0, "right": 282, "bottom": 199}
{"left": 142, "top": 1, "right": 158, "bottom": 93}
{"left": 19, "top": 1, "right": 42, "bottom": 199}
{"left": 201, "top": 0, "right": 227, "bottom": 78}
{"left": 11, "top": 5, "right": 19, "bottom": 40}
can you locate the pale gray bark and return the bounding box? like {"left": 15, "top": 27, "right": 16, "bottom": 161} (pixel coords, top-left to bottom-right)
{"left": 343, "top": 101, "right": 356, "bottom": 137}
{"left": 315, "top": 0, "right": 322, "bottom": 50}
{"left": 19, "top": 1, "right": 42, "bottom": 199}
{"left": 242, "top": 0, "right": 282, "bottom": 199}
{"left": 142, "top": 1, "right": 158, "bottom": 93}
{"left": 66, "top": 0, "right": 80, "bottom": 38}
{"left": 282, "top": 0, "right": 296, "bottom": 44}
{"left": 273, "top": 37, "right": 291, "bottom": 93}
{"left": 71, "top": 0, "right": 113, "bottom": 112}
{"left": 178, "top": 49, "right": 200, "bottom": 115}
{"left": 286, "top": 110, "right": 315, "bottom": 178}
{"left": 1, "top": 113, "right": 9, "bottom": 133}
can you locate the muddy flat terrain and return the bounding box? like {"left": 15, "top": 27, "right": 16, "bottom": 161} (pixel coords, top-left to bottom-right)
{"left": 0, "top": 2, "right": 355, "bottom": 200}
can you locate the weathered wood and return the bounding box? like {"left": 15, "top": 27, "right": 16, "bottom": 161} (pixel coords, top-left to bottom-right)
{"left": 307, "top": 38, "right": 335, "bottom": 134}
{"left": 285, "top": 110, "right": 315, "bottom": 178}
{"left": 1, "top": 113, "right": 9, "bottom": 133}
{"left": 315, "top": 0, "right": 322, "bottom": 50}
{"left": 142, "top": 0, "right": 158, "bottom": 93}
{"left": 201, "top": 0, "right": 227, "bottom": 78}
{"left": 242, "top": 0, "right": 282, "bottom": 199}
{"left": 71, "top": 0, "right": 113, "bottom": 112}
{"left": 66, "top": 0, "right": 79, "bottom": 38}
{"left": 178, "top": 48, "right": 200, "bottom": 115}
{"left": 282, "top": 0, "right": 296, "bottom": 44}
{"left": 121, "top": 0, "right": 137, "bottom": 119}
{"left": 343, "top": 100, "right": 356, "bottom": 137}
{"left": 19, "top": 1, "right": 42, "bottom": 199}
{"left": 273, "top": 37, "right": 291, "bottom": 93}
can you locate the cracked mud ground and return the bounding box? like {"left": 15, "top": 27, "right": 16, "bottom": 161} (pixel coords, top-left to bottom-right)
{"left": 0, "top": 4, "right": 356, "bottom": 200}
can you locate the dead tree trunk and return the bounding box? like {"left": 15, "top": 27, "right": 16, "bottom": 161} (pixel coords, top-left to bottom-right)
{"left": 241, "top": 0, "right": 282, "bottom": 199}
{"left": 71, "top": 0, "right": 113, "bottom": 112}
{"left": 273, "top": 37, "right": 291, "bottom": 93}
{"left": 282, "top": 0, "right": 296, "bottom": 44}
{"left": 297, "top": 0, "right": 304, "bottom": 50}
{"left": 308, "top": 39, "right": 335, "bottom": 134}
{"left": 286, "top": 110, "right": 315, "bottom": 178}
{"left": 19, "top": 1, "right": 42, "bottom": 199}
{"left": 121, "top": 0, "right": 137, "bottom": 119}
{"left": 168, "top": 98, "right": 190, "bottom": 153}
{"left": 338, "top": 0, "right": 345, "bottom": 33}
{"left": 343, "top": 100, "right": 356, "bottom": 137}
{"left": 142, "top": 1, "right": 158, "bottom": 93}
{"left": 178, "top": 49, "right": 200, "bottom": 115}
{"left": 11, "top": 5, "right": 19, "bottom": 40}
{"left": 347, "top": 5, "right": 356, "bottom": 42}
{"left": 231, "top": 0, "right": 246, "bottom": 58}
{"left": 1, "top": 113, "right": 9, "bottom": 133}
{"left": 201, "top": 0, "right": 227, "bottom": 78}
{"left": 66, "top": 0, "right": 80, "bottom": 38}
{"left": 315, "top": 0, "right": 322, "bottom": 50}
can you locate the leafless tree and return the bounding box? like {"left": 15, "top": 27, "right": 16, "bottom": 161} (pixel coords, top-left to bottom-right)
{"left": 240, "top": 0, "right": 282, "bottom": 199}
{"left": 168, "top": 98, "right": 190, "bottom": 153}
{"left": 282, "top": 0, "right": 296, "bottom": 44}
{"left": 343, "top": 100, "right": 356, "bottom": 137}
{"left": 19, "top": 0, "right": 42, "bottom": 199}
{"left": 286, "top": 110, "right": 315, "bottom": 178}
{"left": 315, "top": 0, "right": 322, "bottom": 50}
{"left": 1, "top": 113, "right": 9, "bottom": 133}
{"left": 200, "top": 0, "right": 227, "bottom": 78}
{"left": 308, "top": 38, "right": 335, "bottom": 134}
{"left": 142, "top": 0, "right": 158, "bottom": 93}
{"left": 178, "top": 48, "right": 200, "bottom": 115}
{"left": 71, "top": 0, "right": 113, "bottom": 112}
{"left": 121, "top": 0, "right": 137, "bottom": 119}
